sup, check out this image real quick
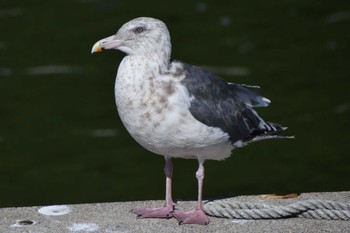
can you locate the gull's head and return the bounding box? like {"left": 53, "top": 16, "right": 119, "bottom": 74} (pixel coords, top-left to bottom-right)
{"left": 91, "top": 17, "right": 171, "bottom": 59}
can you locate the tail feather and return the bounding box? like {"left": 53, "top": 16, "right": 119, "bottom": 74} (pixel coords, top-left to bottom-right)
{"left": 243, "top": 122, "right": 294, "bottom": 145}
{"left": 227, "top": 82, "right": 294, "bottom": 147}
{"left": 229, "top": 83, "right": 270, "bottom": 108}
{"left": 233, "top": 122, "right": 295, "bottom": 147}
{"left": 246, "top": 134, "right": 294, "bottom": 144}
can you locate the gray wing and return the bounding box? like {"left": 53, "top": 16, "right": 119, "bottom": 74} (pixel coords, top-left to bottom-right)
{"left": 179, "top": 61, "right": 285, "bottom": 144}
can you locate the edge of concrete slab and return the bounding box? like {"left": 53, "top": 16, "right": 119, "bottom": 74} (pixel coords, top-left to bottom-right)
{"left": 1, "top": 191, "right": 350, "bottom": 233}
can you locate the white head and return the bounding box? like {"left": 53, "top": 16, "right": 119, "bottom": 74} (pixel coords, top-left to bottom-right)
{"left": 92, "top": 17, "right": 172, "bottom": 61}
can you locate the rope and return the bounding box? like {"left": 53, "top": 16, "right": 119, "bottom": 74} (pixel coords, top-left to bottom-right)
{"left": 203, "top": 199, "right": 350, "bottom": 220}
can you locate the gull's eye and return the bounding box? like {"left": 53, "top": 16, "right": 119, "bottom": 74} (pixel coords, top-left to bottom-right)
{"left": 134, "top": 26, "right": 145, "bottom": 34}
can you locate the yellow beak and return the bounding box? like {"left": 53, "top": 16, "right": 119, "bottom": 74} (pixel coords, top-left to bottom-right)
{"left": 91, "top": 41, "right": 103, "bottom": 54}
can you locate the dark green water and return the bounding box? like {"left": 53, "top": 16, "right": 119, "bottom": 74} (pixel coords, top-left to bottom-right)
{"left": 1, "top": 0, "right": 349, "bottom": 207}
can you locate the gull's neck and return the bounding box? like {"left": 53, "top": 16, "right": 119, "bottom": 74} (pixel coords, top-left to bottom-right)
{"left": 126, "top": 52, "right": 171, "bottom": 74}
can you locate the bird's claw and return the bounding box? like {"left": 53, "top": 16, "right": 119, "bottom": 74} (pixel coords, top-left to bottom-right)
{"left": 173, "top": 208, "right": 209, "bottom": 225}
{"left": 131, "top": 205, "right": 174, "bottom": 219}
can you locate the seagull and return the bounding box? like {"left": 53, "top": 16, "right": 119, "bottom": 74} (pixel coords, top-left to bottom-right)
{"left": 91, "top": 17, "right": 291, "bottom": 225}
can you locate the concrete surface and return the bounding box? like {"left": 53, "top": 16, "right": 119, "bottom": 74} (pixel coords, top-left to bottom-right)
{"left": 1, "top": 192, "right": 350, "bottom": 233}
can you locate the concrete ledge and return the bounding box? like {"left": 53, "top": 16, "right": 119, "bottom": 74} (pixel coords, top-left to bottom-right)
{"left": 1, "top": 192, "right": 350, "bottom": 233}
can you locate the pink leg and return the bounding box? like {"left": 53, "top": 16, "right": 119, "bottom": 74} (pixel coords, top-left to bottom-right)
{"left": 131, "top": 157, "right": 174, "bottom": 219}
{"left": 173, "top": 161, "right": 210, "bottom": 225}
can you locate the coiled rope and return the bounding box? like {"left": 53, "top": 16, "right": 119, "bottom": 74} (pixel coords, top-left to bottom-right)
{"left": 203, "top": 199, "right": 350, "bottom": 220}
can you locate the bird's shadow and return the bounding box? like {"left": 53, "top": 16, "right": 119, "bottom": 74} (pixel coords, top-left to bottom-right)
{"left": 174, "top": 196, "right": 234, "bottom": 206}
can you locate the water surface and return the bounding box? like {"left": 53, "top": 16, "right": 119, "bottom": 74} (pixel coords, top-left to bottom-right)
{"left": 0, "top": 0, "right": 349, "bottom": 207}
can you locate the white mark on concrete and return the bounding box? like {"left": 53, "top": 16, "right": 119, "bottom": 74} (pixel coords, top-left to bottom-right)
{"left": 11, "top": 219, "right": 37, "bottom": 227}
{"left": 231, "top": 219, "right": 250, "bottom": 225}
{"left": 68, "top": 223, "right": 99, "bottom": 232}
{"left": 105, "top": 227, "right": 129, "bottom": 233}
{"left": 38, "top": 205, "right": 71, "bottom": 216}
